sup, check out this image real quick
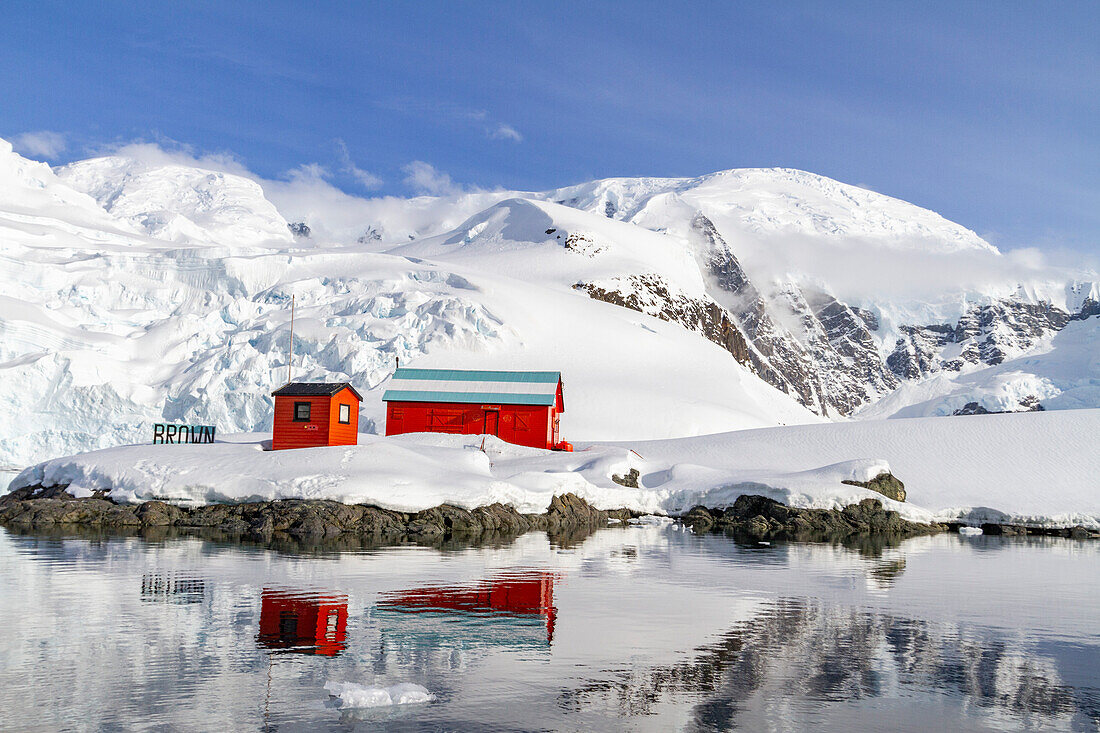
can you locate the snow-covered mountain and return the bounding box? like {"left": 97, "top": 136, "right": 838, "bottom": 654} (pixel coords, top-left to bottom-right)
{"left": 1, "top": 137, "right": 1096, "bottom": 468}
{"left": 57, "top": 156, "right": 294, "bottom": 247}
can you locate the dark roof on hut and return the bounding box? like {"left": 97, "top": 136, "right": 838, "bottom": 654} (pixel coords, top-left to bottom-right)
{"left": 271, "top": 382, "right": 363, "bottom": 400}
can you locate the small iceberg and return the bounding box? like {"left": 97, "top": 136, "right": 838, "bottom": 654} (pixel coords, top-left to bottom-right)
{"left": 324, "top": 681, "right": 434, "bottom": 709}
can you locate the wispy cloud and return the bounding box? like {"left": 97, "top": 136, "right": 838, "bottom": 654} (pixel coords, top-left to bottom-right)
{"left": 284, "top": 162, "right": 331, "bottom": 182}
{"left": 91, "top": 138, "right": 253, "bottom": 176}
{"left": 402, "top": 161, "right": 463, "bottom": 196}
{"left": 11, "top": 130, "right": 67, "bottom": 158}
{"left": 62, "top": 137, "right": 510, "bottom": 244}
{"left": 378, "top": 98, "right": 522, "bottom": 144}
{"left": 334, "top": 139, "right": 383, "bottom": 189}
{"left": 490, "top": 123, "right": 523, "bottom": 142}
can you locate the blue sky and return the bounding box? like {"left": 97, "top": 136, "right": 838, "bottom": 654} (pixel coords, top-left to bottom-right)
{"left": 2, "top": 1, "right": 1097, "bottom": 251}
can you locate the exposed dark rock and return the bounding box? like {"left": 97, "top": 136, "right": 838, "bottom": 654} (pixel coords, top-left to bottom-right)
{"left": 952, "top": 398, "right": 1045, "bottom": 416}
{"left": 841, "top": 472, "right": 906, "bottom": 502}
{"left": 954, "top": 402, "right": 993, "bottom": 416}
{"left": 1069, "top": 525, "right": 1097, "bottom": 540}
{"left": 576, "top": 274, "right": 754, "bottom": 366}
{"left": 287, "top": 221, "right": 311, "bottom": 238}
{"left": 980, "top": 523, "right": 1028, "bottom": 536}
{"left": 0, "top": 486, "right": 638, "bottom": 544}
{"left": 546, "top": 492, "right": 610, "bottom": 531}
{"left": 612, "top": 468, "right": 640, "bottom": 488}
{"left": 357, "top": 227, "right": 382, "bottom": 243}
{"left": 682, "top": 494, "right": 946, "bottom": 542}
{"left": 135, "top": 501, "right": 186, "bottom": 526}
{"left": 948, "top": 522, "right": 1100, "bottom": 539}
{"left": 682, "top": 505, "right": 718, "bottom": 532}
{"left": 562, "top": 232, "right": 604, "bottom": 257}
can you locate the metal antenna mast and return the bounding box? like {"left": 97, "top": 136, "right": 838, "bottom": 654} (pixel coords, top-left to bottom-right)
{"left": 287, "top": 295, "right": 295, "bottom": 386}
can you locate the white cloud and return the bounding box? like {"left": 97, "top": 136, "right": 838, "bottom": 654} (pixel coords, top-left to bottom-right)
{"left": 61, "top": 138, "right": 510, "bottom": 245}
{"left": 490, "top": 123, "right": 523, "bottom": 142}
{"left": 732, "top": 229, "right": 1096, "bottom": 307}
{"left": 284, "top": 162, "right": 331, "bottom": 182}
{"left": 335, "top": 139, "right": 383, "bottom": 189}
{"left": 402, "top": 160, "right": 463, "bottom": 196}
{"left": 11, "top": 130, "right": 67, "bottom": 158}
{"left": 93, "top": 139, "right": 254, "bottom": 177}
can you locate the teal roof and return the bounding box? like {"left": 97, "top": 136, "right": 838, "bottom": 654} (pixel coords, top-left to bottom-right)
{"left": 388, "top": 368, "right": 560, "bottom": 383}
{"left": 382, "top": 368, "right": 563, "bottom": 408}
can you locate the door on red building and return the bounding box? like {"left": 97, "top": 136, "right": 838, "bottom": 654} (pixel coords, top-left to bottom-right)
{"left": 484, "top": 410, "right": 499, "bottom": 436}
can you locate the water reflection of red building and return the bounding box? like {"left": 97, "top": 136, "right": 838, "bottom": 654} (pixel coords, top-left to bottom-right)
{"left": 377, "top": 571, "right": 557, "bottom": 644}
{"left": 257, "top": 590, "right": 348, "bottom": 656}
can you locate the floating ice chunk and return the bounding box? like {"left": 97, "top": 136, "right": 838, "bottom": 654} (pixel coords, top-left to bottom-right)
{"left": 324, "top": 681, "right": 434, "bottom": 709}
{"left": 958, "top": 526, "right": 983, "bottom": 536}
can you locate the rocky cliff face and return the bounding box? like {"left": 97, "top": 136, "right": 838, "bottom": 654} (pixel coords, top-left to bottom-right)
{"left": 572, "top": 211, "right": 1098, "bottom": 417}
{"left": 574, "top": 274, "right": 754, "bottom": 367}
{"left": 888, "top": 298, "right": 1098, "bottom": 381}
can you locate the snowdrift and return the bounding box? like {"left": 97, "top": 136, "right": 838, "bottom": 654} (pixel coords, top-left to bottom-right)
{"left": 10, "top": 409, "right": 1099, "bottom": 529}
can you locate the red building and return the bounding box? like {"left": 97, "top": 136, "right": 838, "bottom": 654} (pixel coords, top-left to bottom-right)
{"left": 257, "top": 589, "right": 349, "bottom": 656}
{"left": 270, "top": 382, "right": 362, "bottom": 451}
{"left": 382, "top": 369, "right": 571, "bottom": 451}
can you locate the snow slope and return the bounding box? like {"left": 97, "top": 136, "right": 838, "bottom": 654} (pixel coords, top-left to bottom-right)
{"left": 11, "top": 408, "right": 1099, "bottom": 529}
{"left": 547, "top": 167, "right": 997, "bottom": 254}
{"left": 56, "top": 156, "right": 294, "bottom": 247}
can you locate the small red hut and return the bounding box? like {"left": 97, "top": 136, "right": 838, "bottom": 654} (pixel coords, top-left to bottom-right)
{"left": 382, "top": 369, "right": 571, "bottom": 451}
{"left": 270, "top": 382, "right": 362, "bottom": 451}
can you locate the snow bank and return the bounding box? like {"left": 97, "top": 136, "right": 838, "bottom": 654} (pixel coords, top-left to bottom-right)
{"left": 9, "top": 408, "right": 1098, "bottom": 528}
{"left": 324, "top": 681, "right": 433, "bottom": 708}
{"left": 627, "top": 408, "right": 1100, "bottom": 529}
{"left": 4, "top": 432, "right": 893, "bottom": 517}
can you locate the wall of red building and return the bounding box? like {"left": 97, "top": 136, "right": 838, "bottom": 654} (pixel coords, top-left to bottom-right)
{"left": 385, "top": 401, "right": 555, "bottom": 449}
{"left": 327, "top": 388, "right": 359, "bottom": 446}
{"left": 272, "top": 390, "right": 361, "bottom": 450}
{"left": 273, "top": 395, "right": 330, "bottom": 450}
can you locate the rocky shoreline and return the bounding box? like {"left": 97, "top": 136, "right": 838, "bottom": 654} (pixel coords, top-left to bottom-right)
{"left": 681, "top": 494, "right": 947, "bottom": 541}
{"left": 0, "top": 484, "right": 637, "bottom": 540}
{"left": 682, "top": 494, "right": 1098, "bottom": 541}
{"left": 1, "top": 484, "right": 1095, "bottom": 543}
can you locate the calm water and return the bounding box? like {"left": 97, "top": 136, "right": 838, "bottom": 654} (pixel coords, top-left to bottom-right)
{"left": 0, "top": 523, "right": 1097, "bottom": 732}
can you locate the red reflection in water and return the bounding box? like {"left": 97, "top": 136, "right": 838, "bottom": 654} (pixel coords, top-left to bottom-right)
{"left": 378, "top": 571, "right": 557, "bottom": 643}
{"left": 257, "top": 590, "right": 348, "bottom": 656}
